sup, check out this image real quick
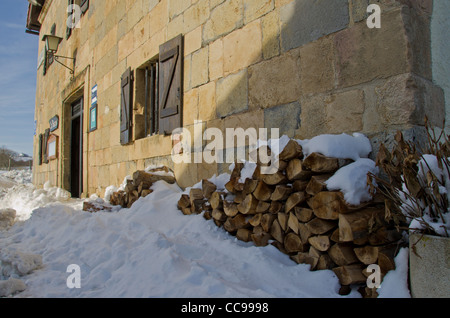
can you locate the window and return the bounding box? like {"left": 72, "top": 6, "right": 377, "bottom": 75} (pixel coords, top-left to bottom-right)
{"left": 124, "top": 34, "right": 184, "bottom": 143}
{"left": 66, "top": 0, "right": 89, "bottom": 40}
{"left": 134, "top": 60, "right": 159, "bottom": 140}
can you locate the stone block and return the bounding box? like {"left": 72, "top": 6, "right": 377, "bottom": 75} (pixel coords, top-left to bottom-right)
{"left": 374, "top": 73, "right": 438, "bottom": 127}
{"left": 297, "top": 89, "right": 365, "bottom": 138}
{"left": 248, "top": 48, "right": 301, "bottom": 110}
{"left": 244, "top": 0, "right": 275, "bottom": 24}
{"left": 264, "top": 102, "right": 301, "bottom": 138}
{"left": 203, "top": 0, "right": 244, "bottom": 44}
{"left": 198, "top": 81, "right": 217, "bottom": 121}
{"left": 191, "top": 47, "right": 209, "bottom": 87}
{"left": 325, "top": 89, "right": 365, "bottom": 134}
{"left": 334, "top": 8, "right": 409, "bottom": 88}
{"left": 208, "top": 38, "right": 224, "bottom": 81}
{"left": 280, "top": 0, "right": 349, "bottom": 51}
{"left": 299, "top": 36, "right": 335, "bottom": 94}
{"left": 183, "top": 0, "right": 210, "bottom": 33}
{"left": 184, "top": 25, "right": 203, "bottom": 56}
{"left": 262, "top": 10, "right": 280, "bottom": 59}
{"left": 216, "top": 69, "right": 248, "bottom": 118}
{"left": 223, "top": 19, "right": 262, "bottom": 75}
{"left": 183, "top": 88, "right": 199, "bottom": 126}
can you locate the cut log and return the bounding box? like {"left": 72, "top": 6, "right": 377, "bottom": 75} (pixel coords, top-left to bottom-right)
{"left": 253, "top": 181, "right": 273, "bottom": 202}
{"left": 354, "top": 246, "right": 379, "bottom": 265}
{"left": 286, "top": 159, "right": 313, "bottom": 181}
{"left": 209, "top": 191, "right": 224, "bottom": 210}
{"left": 270, "top": 219, "right": 284, "bottom": 243}
{"left": 83, "top": 202, "right": 112, "bottom": 213}
{"left": 287, "top": 212, "right": 300, "bottom": 234}
{"left": 212, "top": 209, "right": 227, "bottom": 222}
{"left": 236, "top": 228, "right": 252, "bottom": 242}
{"left": 278, "top": 139, "right": 303, "bottom": 161}
{"left": 306, "top": 218, "right": 337, "bottom": 235}
{"left": 309, "top": 191, "right": 348, "bottom": 220}
{"left": 277, "top": 212, "right": 288, "bottom": 231}
{"left": 298, "top": 222, "right": 312, "bottom": 244}
{"left": 270, "top": 185, "right": 293, "bottom": 201}
{"left": 225, "top": 177, "right": 239, "bottom": 193}
{"left": 368, "top": 227, "right": 403, "bottom": 246}
{"left": 317, "top": 254, "right": 334, "bottom": 271}
{"left": 190, "top": 198, "right": 205, "bottom": 214}
{"left": 261, "top": 213, "right": 276, "bottom": 233}
{"left": 306, "top": 174, "right": 332, "bottom": 196}
{"left": 303, "top": 152, "right": 339, "bottom": 173}
{"left": 249, "top": 213, "right": 263, "bottom": 227}
{"left": 243, "top": 178, "right": 258, "bottom": 194}
{"left": 256, "top": 201, "right": 270, "bottom": 213}
{"left": 133, "top": 170, "right": 175, "bottom": 188}
{"left": 290, "top": 252, "right": 317, "bottom": 269}
{"left": 233, "top": 191, "right": 245, "bottom": 204}
{"left": 328, "top": 243, "right": 359, "bottom": 266}
{"left": 223, "top": 200, "right": 239, "bottom": 217}
{"left": 251, "top": 226, "right": 272, "bottom": 246}
{"left": 292, "top": 180, "right": 309, "bottom": 192}
{"left": 223, "top": 214, "right": 249, "bottom": 232}
{"left": 189, "top": 188, "right": 204, "bottom": 204}
{"left": 237, "top": 194, "right": 258, "bottom": 215}
{"left": 308, "top": 235, "right": 330, "bottom": 252}
{"left": 284, "top": 233, "right": 307, "bottom": 253}
{"left": 262, "top": 171, "right": 288, "bottom": 185}
{"left": 338, "top": 207, "right": 385, "bottom": 243}
{"left": 332, "top": 264, "right": 367, "bottom": 285}
{"left": 202, "top": 179, "right": 217, "bottom": 200}
{"left": 294, "top": 207, "right": 314, "bottom": 223}
{"left": 110, "top": 190, "right": 127, "bottom": 207}
{"left": 141, "top": 189, "right": 153, "bottom": 197}
{"left": 285, "top": 192, "right": 307, "bottom": 213}
{"left": 177, "top": 194, "right": 191, "bottom": 210}
{"left": 234, "top": 182, "right": 245, "bottom": 192}
{"left": 269, "top": 201, "right": 283, "bottom": 214}
{"left": 378, "top": 246, "right": 397, "bottom": 274}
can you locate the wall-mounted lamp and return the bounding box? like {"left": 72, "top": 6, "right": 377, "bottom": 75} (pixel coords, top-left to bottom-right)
{"left": 42, "top": 34, "right": 76, "bottom": 75}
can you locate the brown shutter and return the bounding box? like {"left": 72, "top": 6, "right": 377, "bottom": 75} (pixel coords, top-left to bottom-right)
{"left": 66, "top": 0, "right": 73, "bottom": 39}
{"left": 43, "top": 128, "right": 50, "bottom": 164}
{"left": 38, "top": 134, "right": 43, "bottom": 165}
{"left": 158, "top": 34, "right": 183, "bottom": 135}
{"left": 80, "top": 0, "right": 89, "bottom": 14}
{"left": 120, "top": 67, "right": 133, "bottom": 145}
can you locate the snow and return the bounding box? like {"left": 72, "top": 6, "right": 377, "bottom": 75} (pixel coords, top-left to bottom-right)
{"left": 297, "top": 133, "right": 372, "bottom": 161}
{"left": 0, "top": 133, "right": 411, "bottom": 298}
{"left": 326, "top": 158, "right": 379, "bottom": 206}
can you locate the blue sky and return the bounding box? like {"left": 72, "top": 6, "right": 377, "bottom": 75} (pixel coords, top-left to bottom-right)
{"left": 0, "top": 0, "right": 39, "bottom": 155}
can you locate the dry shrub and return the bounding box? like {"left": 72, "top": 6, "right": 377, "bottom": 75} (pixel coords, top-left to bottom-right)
{"left": 368, "top": 118, "right": 450, "bottom": 237}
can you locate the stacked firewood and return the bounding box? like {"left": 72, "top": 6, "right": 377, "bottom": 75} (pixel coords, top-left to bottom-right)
{"left": 177, "top": 140, "right": 406, "bottom": 297}
{"left": 110, "top": 167, "right": 176, "bottom": 208}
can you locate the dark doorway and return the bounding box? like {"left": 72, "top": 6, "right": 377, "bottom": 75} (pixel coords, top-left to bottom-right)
{"left": 70, "top": 98, "right": 83, "bottom": 198}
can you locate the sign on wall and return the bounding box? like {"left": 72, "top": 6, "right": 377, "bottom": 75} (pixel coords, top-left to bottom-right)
{"left": 49, "top": 115, "right": 59, "bottom": 132}
{"left": 90, "top": 84, "right": 98, "bottom": 132}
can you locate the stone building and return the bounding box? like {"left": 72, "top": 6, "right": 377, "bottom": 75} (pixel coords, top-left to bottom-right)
{"left": 26, "top": 0, "right": 448, "bottom": 198}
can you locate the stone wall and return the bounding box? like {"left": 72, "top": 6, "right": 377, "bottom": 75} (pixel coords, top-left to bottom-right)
{"left": 33, "top": 0, "right": 446, "bottom": 196}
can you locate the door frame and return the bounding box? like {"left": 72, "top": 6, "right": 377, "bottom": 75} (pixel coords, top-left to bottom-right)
{"left": 70, "top": 97, "right": 84, "bottom": 198}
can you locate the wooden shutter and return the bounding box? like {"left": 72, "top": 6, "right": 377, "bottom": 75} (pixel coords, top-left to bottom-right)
{"left": 66, "top": 0, "right": 73, "bottom": 39}
{"left": 80, "top": 0, "right": 89, "bottom": 14}
{"left": 158, "top": 34, "right": 183, "bottom": 135}
{"left": 120, "top": 67, "right": 133, "bottom": 145}
{"left": 38, "top": 134, "right": 43, "bottom": 165}
{"left": 43, "top": 128, "right": 50, "bottom": 164}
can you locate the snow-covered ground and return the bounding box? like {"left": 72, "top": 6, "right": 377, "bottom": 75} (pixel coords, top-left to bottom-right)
{"left": 0, "top": 134, "right": 411, "bottom": 298}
